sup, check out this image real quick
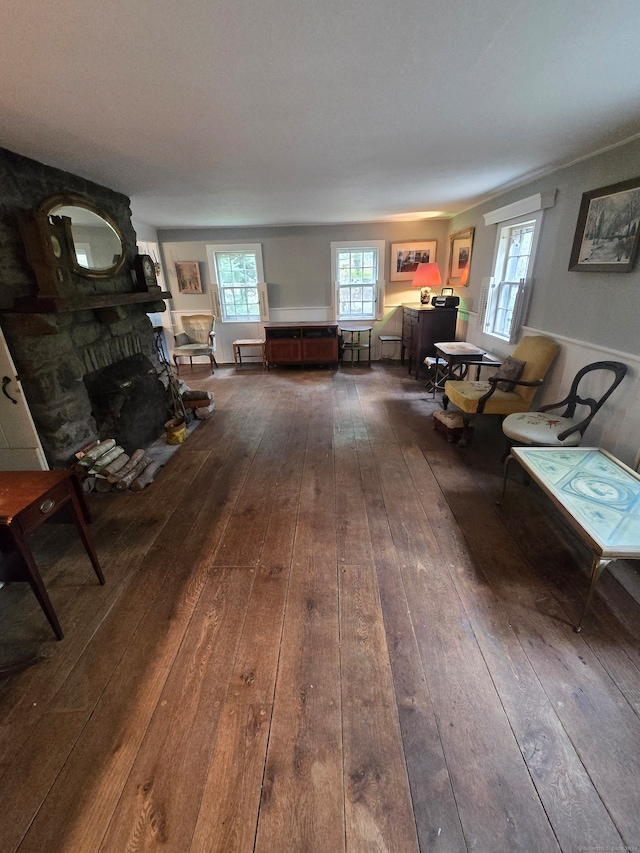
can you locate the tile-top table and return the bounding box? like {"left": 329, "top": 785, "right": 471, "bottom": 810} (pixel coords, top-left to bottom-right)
{"left": 500, "top": 447, "right": 640, "bottom": 631}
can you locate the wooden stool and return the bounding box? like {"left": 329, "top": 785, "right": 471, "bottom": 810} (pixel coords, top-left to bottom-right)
{"left": 233, "top": 338, "right": 266, "bottom": 369}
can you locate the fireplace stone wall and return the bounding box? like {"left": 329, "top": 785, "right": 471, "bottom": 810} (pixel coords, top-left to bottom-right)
{"left": 0, "top": 147, "right": 169, "bottom": 468}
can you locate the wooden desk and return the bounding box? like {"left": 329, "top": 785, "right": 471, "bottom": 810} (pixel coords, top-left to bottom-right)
{"left": 432, "top": 342, "right": 502, "bottom": 397}
{"left": 499, "top": 447, "right": 640, "bottom": 631}
{"left": 0, "top": 471, "right": 104, "bottom": 643}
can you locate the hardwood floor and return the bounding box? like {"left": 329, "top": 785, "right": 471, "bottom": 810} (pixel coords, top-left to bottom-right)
{"left": 1, "top": 362, "right": 639, "bottom": 853}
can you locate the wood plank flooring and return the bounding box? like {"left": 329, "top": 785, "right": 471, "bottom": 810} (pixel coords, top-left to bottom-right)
{"left": 1, "top": 362, "right": 640, "bottom": 853}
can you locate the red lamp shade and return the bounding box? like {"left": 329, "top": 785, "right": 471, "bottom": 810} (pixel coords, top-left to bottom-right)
{"left": 412, "top": 263, "right": 441, "bottom": 303}
{"left": 411, "top": 263, "right": 442, "bottom": 290}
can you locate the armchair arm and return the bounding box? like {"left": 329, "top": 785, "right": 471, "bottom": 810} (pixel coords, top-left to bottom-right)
{"left": 556, "top": 416, "right": 591, "bottom": 442}
{"left": 476, "top": 376, "right": 543, "bottom": 414}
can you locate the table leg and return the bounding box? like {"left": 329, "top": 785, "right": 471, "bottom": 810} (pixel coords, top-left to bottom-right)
{"left": 7, "top": 525, "right": 64, "bottom": 640}
{"left": 496, "top": 454, "right": 514, "bottom": 505}
{"left": 67, "top": 484, "right": 105, "bottom": 585}
{"left": 576, "top": 555, "right": 612, "bottom": 632}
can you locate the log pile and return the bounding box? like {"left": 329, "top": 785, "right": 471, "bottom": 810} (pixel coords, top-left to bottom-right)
{"left": 73, "top": 440, "right": 160, "bottom": 493}
{"left": 182, "top": 389, "right": 214, "bottom": 419}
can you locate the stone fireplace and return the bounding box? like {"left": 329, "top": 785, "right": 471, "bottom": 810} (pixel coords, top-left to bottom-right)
{"left": 0, "top": 148, "right": 171, "bottom": 468}
{"left": 84, "top": 353, "right": 169, "bottom": 455}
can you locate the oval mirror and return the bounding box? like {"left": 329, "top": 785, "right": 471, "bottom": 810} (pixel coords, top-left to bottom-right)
{"left": 39, "top": 194, "right": 126, "bottom": 278}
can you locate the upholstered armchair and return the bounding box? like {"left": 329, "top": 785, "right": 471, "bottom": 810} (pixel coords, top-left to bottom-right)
{"left": 442, "top": 334, "right": 560, "bottom": 445}
{"left": 172, "top": 314, "right": 217, "bottom": 374}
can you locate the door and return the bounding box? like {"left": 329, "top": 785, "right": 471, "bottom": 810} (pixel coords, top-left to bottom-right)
{"left": 0, "top": 327, "right": 48, "bottom": 470}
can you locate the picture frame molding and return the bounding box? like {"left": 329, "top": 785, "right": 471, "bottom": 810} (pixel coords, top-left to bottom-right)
{"left": 390, "top": 241, "right": 437, "bottom": 282}
{"left": 569, "top": 176, "right": 640, "bottom": 272}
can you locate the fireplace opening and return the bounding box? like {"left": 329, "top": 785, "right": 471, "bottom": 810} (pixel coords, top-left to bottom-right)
{"left": 84, "top": 353, "right": 169, "bottom": 455}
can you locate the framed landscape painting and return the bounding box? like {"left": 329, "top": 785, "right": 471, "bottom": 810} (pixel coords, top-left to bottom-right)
{"left": 569, "top": 177, "right": 640, "bottom": 272}
{"left": 390, "top": 241, "right": 437, "bottom": 281}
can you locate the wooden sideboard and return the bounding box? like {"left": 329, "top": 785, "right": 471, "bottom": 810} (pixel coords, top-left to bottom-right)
{"left": 401, "top": 304, "right": 458, "bottom": 379}
{"left": 265, "top": 322, "right": 339, "bottom": 368}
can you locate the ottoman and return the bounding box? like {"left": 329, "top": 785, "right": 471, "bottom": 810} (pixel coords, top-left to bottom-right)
{"left": 433, "top": 409, "right": 473, "bottom": 443}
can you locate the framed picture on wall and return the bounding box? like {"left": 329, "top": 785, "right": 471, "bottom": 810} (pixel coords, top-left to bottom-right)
{"left": 175, "top": 261, "right": 203, "bottom": 293}
{"left": 447, "top": 227, "right": 474, "bottom": 286}
{"left": 569, "top": 176, "right": 640, "bottom": 272}
{"left": 390, "top": 241, "right": 437, "bottom": 281}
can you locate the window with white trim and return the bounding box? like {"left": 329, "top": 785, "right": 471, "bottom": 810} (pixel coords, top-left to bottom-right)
{"left": 206, "top": 243, "right": 269, "bottom": 322}
{"left": 331, "top": 240, "right": 385, "bottom": 321}
{"left": 480, "top": 210, "right": 543, "bottom": 343}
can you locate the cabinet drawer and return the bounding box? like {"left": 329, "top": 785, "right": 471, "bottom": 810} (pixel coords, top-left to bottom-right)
{"left": 17, "top": 480, "right": 71, "bottom": 534}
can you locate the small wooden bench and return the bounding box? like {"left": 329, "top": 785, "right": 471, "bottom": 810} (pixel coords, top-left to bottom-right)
{"left": 233, "top": 338, "right": 266, "bottom": 369}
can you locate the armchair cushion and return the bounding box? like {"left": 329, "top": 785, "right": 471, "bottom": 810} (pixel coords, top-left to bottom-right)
{"left": 174, "top": 332, "right": 190, "bottom": 347}
{"left": 443, "top": 380, "right": 534, "bottom": 415}
{"left": 494, "top": 356, "right": 526, "bottom": 392}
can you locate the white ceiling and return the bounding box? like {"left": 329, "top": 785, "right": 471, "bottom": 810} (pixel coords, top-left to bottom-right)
{"left": 2, "top": 0, "right": 640, "bottom": 229}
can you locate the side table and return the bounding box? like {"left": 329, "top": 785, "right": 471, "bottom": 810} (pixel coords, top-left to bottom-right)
{"left": 432, "top": 342, "right": 501, "bottom": 398}
{"left": 0, "top": 470, "right": 104, "bottom": 643}
{"left": 340, "top": 326, "right": 372, "bottom": 366}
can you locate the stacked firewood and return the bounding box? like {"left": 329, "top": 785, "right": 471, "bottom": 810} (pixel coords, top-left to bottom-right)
{"left": 73, "top": 439, "right": 160, "bottom": 493}
{"left": 182, "top": 389, "right": 214, "bottom": 419}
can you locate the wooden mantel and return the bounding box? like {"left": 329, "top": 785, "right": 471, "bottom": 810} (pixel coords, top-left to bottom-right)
{"left": 7, "top": 290, "right": 172, "bottom": 314}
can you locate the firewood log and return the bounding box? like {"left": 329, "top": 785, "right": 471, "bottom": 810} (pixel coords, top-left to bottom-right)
{"left": 115, "top": 456, "right": 152, "bottom": 490}
{"left": 100, "top": 451, "right": 130, "bottom": 477}
{"left": 88, "top": 446, "right": 125, "bottom": 474}
{"left": 75, "top": 439, "right": 101, "bottom": 459}
{"left": 106, "top": 448, "right": 145, "bottom": 483}
{"left": 77, "top": 439, "right": 116, "bottom": 467}
{"left": 130, "top": 460, "right": 160, "bottom": 491}
{"left": 94, "top": 476, "right": 114, "bottom": 493}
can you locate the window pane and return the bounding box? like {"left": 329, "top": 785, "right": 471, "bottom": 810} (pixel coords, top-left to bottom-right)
{"left": 336, "top": 246, "right": 379, "bottom": 319}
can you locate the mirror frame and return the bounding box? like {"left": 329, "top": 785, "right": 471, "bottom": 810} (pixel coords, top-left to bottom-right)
{"left": 447, "top": 227, "right": 475, "bottom": 287}
{"left": 38, "top": 193, "right": 127, "bottom": 279}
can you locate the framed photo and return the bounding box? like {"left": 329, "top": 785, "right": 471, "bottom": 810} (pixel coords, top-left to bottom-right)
{"left": 390, "top": 241, "right": 437, "bottom": 281}
{"left": 569, "top": 177, "right": 640, "bottom": 272}
{"left": 447, "top": 227, "right": 474, "bottom": 286}
{"left": 175, "top": 261, "right": 203, "bottom": 293}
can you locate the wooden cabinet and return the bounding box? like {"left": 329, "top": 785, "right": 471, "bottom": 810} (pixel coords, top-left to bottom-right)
{"left": 265, "top": 322, "right": 339, "bottom": 368}
{"left": 401, "top": 304, "right": 458, "bottom": 379}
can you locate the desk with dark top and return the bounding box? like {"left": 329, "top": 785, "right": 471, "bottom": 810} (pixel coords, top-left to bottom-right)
{"left": 0, "top": 471, "right": 104, "bottom": 654}
{"left": 431, "top": 342, "right": 502, "bottom": 397}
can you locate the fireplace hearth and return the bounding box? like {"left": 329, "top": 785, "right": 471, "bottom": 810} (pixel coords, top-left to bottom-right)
{"left": 84, "top": 354, "right": 169, "bottom": 455}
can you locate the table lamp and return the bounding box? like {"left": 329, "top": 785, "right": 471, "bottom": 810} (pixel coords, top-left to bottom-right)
{"left": 412, "top": 263, "right": 441, "bottom": 304}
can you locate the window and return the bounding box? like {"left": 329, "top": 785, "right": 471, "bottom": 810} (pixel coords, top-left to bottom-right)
{"left": 331, "top": 240, "right": 385, "bottom": 321}
{"left": 74, "top": 242, "right": 92, "bottom": 267}
{"left": 481, "top": 211, "right": 543, "bottom": 343}
{"left": 207, "top": 243, "right": 268, "bottom": 322}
